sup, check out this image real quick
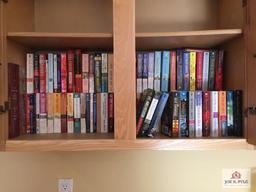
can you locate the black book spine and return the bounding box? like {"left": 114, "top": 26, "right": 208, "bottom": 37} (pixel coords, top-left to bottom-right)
{"left": 234, "top": 90, "right": 243, "bottom": 137}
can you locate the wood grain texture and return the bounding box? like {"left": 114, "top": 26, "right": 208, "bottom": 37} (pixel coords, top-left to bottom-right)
{"left": 5, "top": 139, "right": 253, "bottom": 151}
{"left": 7, "top": 32, "right": 113, "bottom": 50}
{"left": 136, "top": 29, "right": 242, "bottom": 50}
{"left": 113, "top": 0, "right": 136, "bottom": 140}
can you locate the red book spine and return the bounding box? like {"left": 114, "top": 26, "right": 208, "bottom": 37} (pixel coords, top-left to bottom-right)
{"left": 75, "top": 49, "right": 82, "bottom": 93}
{"left": 25, "top": 94, "right": 31, "bottom": 134}
{"left": 203, "top": 91, "right": 210, "bottom": 137}
{"left": 67, "top": 50, "right": 75, "bottom": 92}
{"left": 61, "top": 52, "right": 67, "bottom": 93}
{"left": 39, "top": 54, "right": 46, "bottom": 93}
{"left": 196, "top": 51, "right": 203, "bottom": 90}
{"left": 215, "top": 51, "right": 224, "bottom": 91}
{"left": 108, "top": 93, "right": 114, "bottom": 132}
{"left": 170, "top": 51, "right": 176, "bottom": 91}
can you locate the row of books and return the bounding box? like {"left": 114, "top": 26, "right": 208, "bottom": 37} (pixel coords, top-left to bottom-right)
{"left": 26, "top": 51, "right": 113, "bottom": 94}
{"left": 136, "top": 89, "right": 243, "bottom": 138}
{"left": 136, "top": 49, "right": 224, "bottom": 99}
{"left": 24, "top": 93, "right": 114, "bottom": 135}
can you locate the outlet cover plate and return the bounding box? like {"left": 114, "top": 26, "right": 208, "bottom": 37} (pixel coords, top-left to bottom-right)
{"left": 58, "top": 179, "right": 73, "bottom": 192}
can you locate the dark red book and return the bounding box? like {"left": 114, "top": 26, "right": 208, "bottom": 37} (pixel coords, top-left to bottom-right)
{"left": 67, "top": 50, "right": 75, "bottom": 92}
{"left": 8, "top": 63, "right": 20, "bottom": 138}
{"left": 61, "top": 93, "right": 67, "bottom": 133}
{"left": 203, "top": 91, "right": 210, "bottom": 137}
{"left": 39, "top": 53, "right": 46, "bottom": 93}
{"left": 61, "top": 52, "right": 67, "bottom": 93}
{"left": 34, "top": 53, "right": 40, "bottom": 93}
{"left": 196, "top": 51, "right": 203, "bottom": 90}
{"left": 170, "top": 51, "right": 176, "bottom": 91}
{"left": 108, "top": 93, "right": 114, "bottom": 132}
{"left": 75, "top": 49, "right": 82, "bottom": 93}
{"left": 215, "top": 50, "right": 224, "bottom": 91}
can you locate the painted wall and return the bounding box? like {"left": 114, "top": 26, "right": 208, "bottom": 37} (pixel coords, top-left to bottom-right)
{"left": 0, "top": 151, "right": 255, "bottom": 192}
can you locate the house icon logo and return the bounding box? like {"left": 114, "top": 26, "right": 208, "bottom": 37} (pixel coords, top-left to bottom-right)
{"left": 231, "top": 171, "right": 241, "bottom": 179}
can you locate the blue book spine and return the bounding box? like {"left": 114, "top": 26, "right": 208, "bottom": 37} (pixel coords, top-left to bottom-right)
{"left": 161, "top": 51, "right": 170, "bottom": 92}
{"left": 86, "top": 93, "right": 90, "bottom": 133}
{"left": 183, "top": 52, "right": 190, "bottom": 91}
{"left": 227, "top": 91, "right": 234, "bottom": 136}
{"left": 93, "top": 93, "right": 97, "bottom": 133}
{"left": 177, "top": 50, "right": 183, "bottom": 90}
{"left": 48, "top": 53, "right": 54, "bottom": 93}
{"left": 57, "top": 54, "right": 61, "bottom": 92}
{"left": 154, "top": 51, "right": 162, "bottom": 92}
{"left": 179, "top": 91, "right": 188, "bottom": 137}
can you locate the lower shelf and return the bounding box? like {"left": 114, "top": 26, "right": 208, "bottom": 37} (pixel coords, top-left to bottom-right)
{"left": 4, "top": 136, "right": 254, "bottom": 151}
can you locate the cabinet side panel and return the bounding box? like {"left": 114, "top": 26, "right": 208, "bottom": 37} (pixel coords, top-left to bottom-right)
{"left": 113, "top": 0, "right": 136, "bottom": 140}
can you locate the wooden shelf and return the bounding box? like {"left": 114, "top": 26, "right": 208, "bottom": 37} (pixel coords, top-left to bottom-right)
{"left": 136, "top": 29, "right": 242, "bottom": 50}
{"left": 4, "top": 138, "right": 253, "bottom": 151}
{"left": 7, "top": 32, "right": 113, "bottom": 50}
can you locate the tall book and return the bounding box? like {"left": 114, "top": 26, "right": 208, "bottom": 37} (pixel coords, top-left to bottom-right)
{"left": 90, "top": 93, "right": 94, "bottom": 133}
{"left": 82, "top": 53, "right": 89, "bottom": 93}
{"left": 57, "top": 54, "right": 61, "bottom": 92}
{"left": 189, "top": 91, "right": 195, "bottom": 138}
{"left": 219, "top": 91, "right": 227, "bottom": 136}
{"left": 101, "top": 53, "right": 108, "bottom": 92}
{"left": 108, "top": 93, "right": 114, "bottom": 133}
{"left": 94, "top": 53, "right": 102, "bottom": 93}
{"left": 161, "top": 51, "right": 170, "bottom": 92}
{"left": 53, "top": 53, "right": 58, "bottom": 93}
{"left": 86, "top": 93, "right": 91, "bottom": 133}
{"left": 233, "top": 90, "right": 243, "bottom": 137}
{"left": 202, "top": 91, "right": 210, "bottom": 137}
{"left": 74, "top": 93, "right": 81, "bottom": 133}
{"left": 67, "top": 50, "right": 75, "bottom": 92}
{"left": 75, "top": 49, "right": 82, "bottom": 93}
{"left": 154, "top": 51, "right": 162, "bottom": 92}
{"left": 67, "top": 93, "right": 74, "bottom": 133}
{"left": 39, "top": 93, "right": 47, "bottom": 133}
{"left": 172, "top": 92, "right": 180, "bottom": 137}
{"left": 26, "top": 53, "right": 34, "bottom": 93}
{"left": 89, "top": 54, "right": 95, "bottom": 93}
{"left": 208, "top": 51, "right": 216, "bottom": 90}
{"left": 143, "top": 53, "right": 149, "bottom": 91}
{"left": 189, "top": 51, "right": 196, "bottom": 91}
{"left": 61, "top": 52, "right": 67, "bottom": 93}
{"left": 136, "top": 53, "right": 143, "bottom": 100}
{"left": 53, "top": 93, "right": 61, "bottom": 133}
{"left": 35, "top": 93, "right": 40, "bottom": 134}
{"left": 176, "top": 50, "right": 183, "bottom": 91}
{"left": 148, "top": 52, "right": 155, "bottom": 90}
{"left": 183, "top": 51, "right": 190, "bottom": 91}
{"left": 39, "top": 53, "right": 46, "bottom": 93}
{"left": 179, "top": 91, "right": 189, "bottom": 137}
{"left": 80, "top": 93, "right": 86, "bottom": 133}
{"left": 30, "top": 94, "right": 37, "bottom": 134}
{"left": 210, "top": 91, "right": 219, "bottom": 137}
{"left": 195, "top": 91, "right": 202, "bottom": 137}
{"left": 227, "top": 91, "right": 234, "bottom": 136}
{"left": 48, "top": 53, "right": 54, "bottom": 93}
{"left": 196, "top": 51, "right": 203, "bottom": 90}
{"left": 215, "top": 50, "right": 224, "bottom": 91}
{"left": 61, "top": 93, "right": 67, "bottom": 133}
{"left": 8, "top": 63, "right": 20, "bottom": 138}
{"left": 97, "top": 93, "right": 108, "bottom": 133}
{"left": 34, "top": 53, "right": 40, "bottom": 93}
{"left": 108, "top": 53, "right": 114, "bottom": 93}
{"left": 93, "top": 94, "right": 97, "bottom": 133}
{"left": 47, "top": 93, "right": 54, "bottom": 133}
{"left": 170, "top": 51, "right": 176, "bottom": 91}
{"left": 202, "top": 51, "right": 210, "bottom": 91}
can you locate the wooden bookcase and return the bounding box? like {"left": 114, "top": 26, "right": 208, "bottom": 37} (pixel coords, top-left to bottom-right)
{"left": 0, "top": 0, "right": 255, "bottom": 151}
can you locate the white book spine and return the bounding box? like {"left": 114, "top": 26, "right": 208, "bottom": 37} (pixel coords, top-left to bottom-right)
{"left": 202, "top": 51, "right": 209, "bottom": 91}
{"left": 148, "top": 52, "right": 154, "bottom": 89}
{"left": 101, "top": 93, "right": 108, "bottom": 133}
{"left": 67, "top": 120, "right": 74, "bottom": 133}
{"left": 26, "top": 53, "right": 34, "bottom": 93}
{"left": 48, "top": 53, "right": 54, "bottom": 93}
{"left": 90, "top": 93, "right": 94, "bottom": 133}
{"left": 74, "top": 94, "right": 81, "bottom": 119}
{"left": 39, "top": 115, "right": 47, "bottom": 134}
{"left": 53, "top": 54, "right": 58, "bottom": 91}
{"left": 210, "top": 91, "right": 219, "bottom": 137}
{"left": 36, "top": 93, "right": 40, "bottom": 134}
{"left": 195, "top": 91, "right": 202, "bottom": 138}
{"left": 89, "top": 74, "right": 95, "bottom": 93}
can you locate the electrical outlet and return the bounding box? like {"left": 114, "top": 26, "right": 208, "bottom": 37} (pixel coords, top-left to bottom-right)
{"left": 58, "top": 179, "right": 73, "bottom": 192}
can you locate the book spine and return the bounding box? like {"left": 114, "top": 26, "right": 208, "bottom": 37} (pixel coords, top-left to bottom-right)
{"left": 154, "top": 51, "right": 161, "bottom": 92}
{"left": 36, "top": 93, "right": 40, "bottom": 134}
{"left": 61, "top": 52, "right": 67, "bottom": 93}
{"left": 45, "top": 57, "right": 48, "bottom": 93}
{"left": 30, "top": 94, "right": 36, "bottom": 134}
{"left": 19, "top": 67, "right": 26, "bottom": 135}
{"left": 189, "top": 51, "right": 196, "bottom": 91}
{"left": 34, "top": 53, "right": 40, "bottom": 93}
{"left": 25, "top": 94, "right": 31, "bottom": 134}
{"left": 90, "top": 93, "right": 94, "bottom": 133}
{"left": 108, "top": 93, "right": 114, "bottom": 133}
{"left": 234, "top": 90, "right": 243, "bottom": 137}
{"left": 93, "top": 93, "right": 97, "bottom": 133}
{"left": 148, "top": 52, "right": 154, "bottom": 90}
{"left": 67, "top": 93, "right": 74, "bottom": 133}
{"left": 170, "top": 51, "right": 177, "bottom": 91}
{"left": 215, "top": 50, "right": 224, "bottom": 91}
{"left": 67, "top": 50, "right": 75, "bottom": 92}
{"left": 75, "top": 49, "right": 82, "bottom": 93}
{"left": 161, "top": 51, "right": 170, "bottom": 92}
{"left": 53, "top": 53, "right": 58, "bottom": 93}
{"left": 210, "top": 91, "right": 219, "bottom": 137}
{"left": 176, "top": 50, "right": 183, "bottom": 91}
{"left": 172, "top": 92, "right": 180, "bottom": 137}
{"left": 97, "top": 93, "right": 108, "bottom": 133}
{"left": 89, "top": 54, "right": 95, "bottom": 93}
{"left": 179, "top": 91, "right": 189, "bottom": 137}
{"left": 196, "top": 51, "right": 203, "bottom": 90}
{"left": 86, "top": 93, "right": 90, "bottom": 133}
{"left": 108, "top": 53, "right": 114, "bottom": 93}
{"left": 208, "top": 51, "right": 216, "bottom": 90}
{"left": 195, "top": 91, "right": 202, "bottom": 137}
{"left": 189, "top": 91, "right": 195, "bottom": 138}
{"left": 142, "top": 53, "right": 149, "bottom": 92}
{"left": 39, "top": 93, "right": 47, "bottom": 133}
{"left": 219, "top": 91, "right": 227, "bottom": 136}
{"left": 27, "top": 53, "right": 34, "bottom": 94}
{"left": 94, "top": 53, "right": 102, "bottom": 93}
{"left": 202, "top": 51, "right": 210, "bottom": 91}
{"left": 227, "top": 91, "right": 234, "bottom": 136}
{"left": 74, "top": 93, "right": 81, "bottom": 133}
{"left": 47, "top": 93, "right": 54, "bottom": 133}
{"left": 136, "top": 53, "right": 143, "bottom": 99}
{"left": 48, "top": 53, "right": 54, "bottom": 93}
{"left": 39, "top": 54, "right": 46, "bottom": 93}
{"left": 101, "top": 53, "right": 108, "bottom": 92}
{"left": 161, "top": 94, "right": 172, "bottom": 137}
{"left": 202, "top": 91, "right": 210, "bottom": 137}
{"left": 82, "top": 53, "right": 89, "bottom": 93}
{"left": 61, "top": 93, "right": 67, "bottom": 133}
{"left": 183, "top": 51, "right": 190, "bottom": 91}
{"left": 53, "top": 93, "right": 61, "bottom": 133}
{"left": 80, "top": 93, "right": 86, "bottom": 133}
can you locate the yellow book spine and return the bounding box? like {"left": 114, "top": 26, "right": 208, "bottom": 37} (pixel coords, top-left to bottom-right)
{"left": 67, "top": 93, "right": 74, "bottom": 117}
{"left": 54, "top": 93, "right": 61, "bottom": 117}
{"left": 190, "top": 52, "right": 196, "bottom": 91}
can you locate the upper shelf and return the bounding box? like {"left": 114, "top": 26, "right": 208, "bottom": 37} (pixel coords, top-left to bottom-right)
{"left": 7, "top": 32, "right": 113, "bottom": 50}
{"left": 136, "top": 29, "right": 243, "bottom": 49}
